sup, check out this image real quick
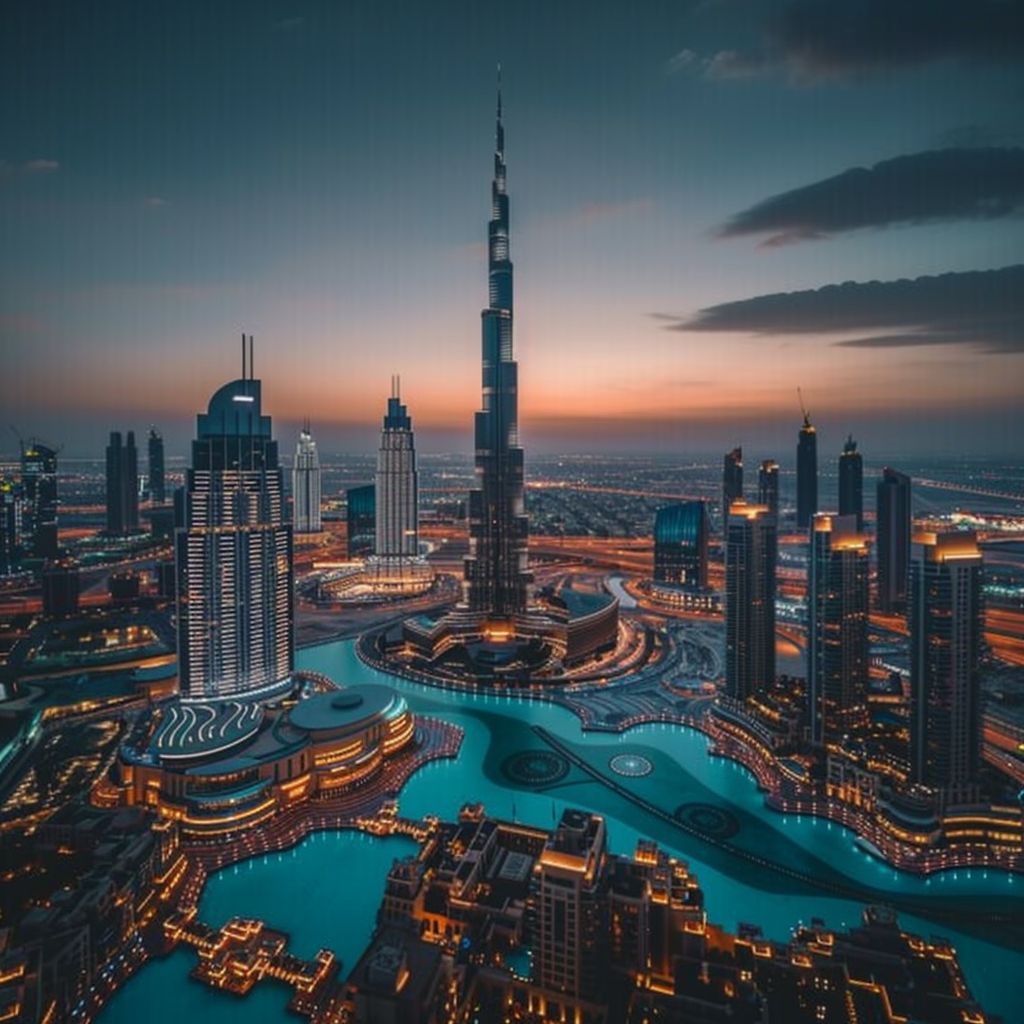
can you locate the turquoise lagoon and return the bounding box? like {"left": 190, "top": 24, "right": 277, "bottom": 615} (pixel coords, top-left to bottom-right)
{"left": 100, "top": 639, "right": 1022, "bottom": 1022}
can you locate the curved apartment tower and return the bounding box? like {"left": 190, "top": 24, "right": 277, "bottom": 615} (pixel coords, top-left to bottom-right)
{"left": 176, "top": 337, "right": 293, "bottom": 701}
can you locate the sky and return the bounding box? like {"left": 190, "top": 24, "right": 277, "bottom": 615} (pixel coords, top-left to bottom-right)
{"left": 2, "top": 0, "right": 1023, "bottom": 461}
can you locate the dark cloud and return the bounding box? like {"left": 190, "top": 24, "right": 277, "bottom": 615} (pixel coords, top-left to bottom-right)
{"left": 771, "top": 0, "right": 1024, "bottom": 75}
{"left": 671, "top": 265, "right": 1024, "bottom": 353}
{"left": 717, "top": 148, "right": 1024, "bottom": 245}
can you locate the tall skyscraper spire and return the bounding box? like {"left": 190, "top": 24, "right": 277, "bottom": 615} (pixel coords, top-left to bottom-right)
{"left": 465, "top": 72, "right": 531, "bottom": 617}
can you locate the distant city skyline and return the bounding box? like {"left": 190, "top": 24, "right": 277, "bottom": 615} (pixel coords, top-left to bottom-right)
{"left": 3, "top": 2, "right": 1023, "bottom": 458}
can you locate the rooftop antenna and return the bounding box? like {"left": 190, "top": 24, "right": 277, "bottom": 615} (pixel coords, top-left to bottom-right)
{"left": 797, "top": 387, "right": 811, "bottom": 429}
{"left": 241, "top": 332, "right": 247, "bottom": 381}
{"left": 249, "top": 334, "right": 254, "bottom": 381}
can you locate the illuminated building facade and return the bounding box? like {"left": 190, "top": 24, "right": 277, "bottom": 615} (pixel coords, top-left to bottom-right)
{"left": 292, "top": 421, "right": 322, "bottom": 533}
{"left": 115, "top": 684, "right": 414, "bottom": 836}
{"left": 148, "top": 425, "right": 166, "bottom": 504}
{"left": 464, "top": 81, "right": 531, "bottom": 620}
{"left": 796, "top": 413, "right": 817, "bottom": 530}
{"left": 653, "top": 501, "right": 707, "bottom": 588}
{"left": 375, "top": 381, "right": 418, "bottom": 561}
{"left": 808, "top": 514, "right": 869, "bottom": 746}
{"left": 725, "top": 501, "right": 776, "bottom": 701}
{"left": 757, "top": 458, "right": 779, "bottom": 518}
{"left": 877, "top": 467, "right": 911, "bottom": 614}
{"left": 722, "top": 446, "right": 743, "bottom": 522}
{"left": 176, "top": 338, "right": 293, "bottom": 702}
{"left": 537, "top": 809, "right": 608, "bottom": 1001}
{"left": 0, "top": 476, "right": 17, "bottom": 575}
{"left": 20, "top": 440, "right": 59, "bottom": 560}
{"left": 910, "top": 531, "right": 983, "bottom": 803}
{"left": 838, "top": 434, "right": 863, "bottom": 530}
{"left": 105, "top": 429, "right": 139, "bottom": 536}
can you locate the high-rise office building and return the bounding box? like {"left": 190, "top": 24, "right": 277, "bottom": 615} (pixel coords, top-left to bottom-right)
{"left": 346, "top": 484, "right": 376, "bottom": 558}
{"left": 537, "top": 809, "right": 608, "bottom": 1002}
{"left": 838, "top": 434, "right": 863, "bottom": 530}
{"left": 464, "top": 81, "right": 531, "bottom": 619}
{"left": 876, "top": 467, "right": 911, "bottom": 614}
{"left": 909, "top": 532, "right": 983, "bottom": 802}
{"left": 757, "top": 459, "right": 779, "bottom": 519}
{"left": 105, "top": 430, "right": 139, "bottom": 536}
{"left": 725, "top": 501, "right": 776, "bottom": 701}
{"left": 20, "top": 440, "right": 59, "bottom": 560}
{"left": 807, "top": 514, "right": 869, "bottom": 746}
{"left": 0, "top": 477, "right": 18, "bottom": 575}
{"left": 375, "top": 381, "right": 418, "bottom": 561}
{"left": 148, "top": 426, "right": 166, "bottom": 505}
{"left": 653, "top": 502, "right": 707, "bottom": 588}
{"left": 292, "top": 422, "right": 322, "bottom": 534}
{"left": 722, "top": 446, "right": 743, "bottom": 523}
{"left": 176, "top": 338, "right": 293, "bottom": 702}
{"left": 796, "top": 411, "right": 817, "bottom": 530}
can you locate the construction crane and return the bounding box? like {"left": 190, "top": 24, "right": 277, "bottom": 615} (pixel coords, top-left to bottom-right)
{"left": 797, "top": 387, "right": 812, "bottom": 429}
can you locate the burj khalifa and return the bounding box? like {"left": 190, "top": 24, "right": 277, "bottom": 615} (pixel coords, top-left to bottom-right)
{"left": 464, "top": 78, "right": 531, "bottom": 620}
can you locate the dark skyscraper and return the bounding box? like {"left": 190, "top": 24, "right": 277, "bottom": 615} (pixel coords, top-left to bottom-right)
{"left": 0, "top": 477, "right": 17, "bottom": 575}
{"left": 176, "top": 337, "right": 293, "bottom": 701}
{"left": 148, "top": 426, "right": 166, "bottom": 505}
{"left": 725, "top": 502, "right": 776, "bottom": 701}
{"left": 808, "top": 514, "right": 869, "bottom": 747}
{"left": 838, "top": 434, "right": 863, "bottom": 530}
{"left": 796, "top": 399, "right": 817, "bottom": 530}
{"left": 653, "top": 502, "right": 707, "bottom": 588}
{"left": 910, "top": 532, "right": 983, "bottom": 803}
{"left": 20, "top": 440, "right": 59, "bottom": 560}
{"left": 347, "top": 484, "right": 376, "bottom": 557}
{"left": 464, "top": 80, "right": 530, "bottom": 619}
{"left": 757, "top": 459, "right": 779, "bottom": 519}
{"left": 876, "top": 467, "right": 911, "bottom": 614}
{"left": 105, "top": 429, "right": 139, "bottom": 536}
{"left": 722, "top": 446, "right": 743, "bottom": 524}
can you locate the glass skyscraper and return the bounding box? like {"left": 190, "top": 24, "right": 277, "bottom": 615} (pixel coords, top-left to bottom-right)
{"left": 175, "top": 339, "right": 293, "bottom": 702}
{"left": 808, "top": 513, "right": 869, "bottom": 746}
{"left": 464, "top": 81, "right": 531, "bottom": 619}
{"left": 20, "top": 440, "right": 59, "bottom": 561}
{"left": 910, "top": 531, "right": 983, "bottom": 803}
{"left": 375, "top": 382, "right": 418, "bottom": 561}
{"left": 105, "top": 429, "right": 139, "bottom": 536}
{"left": 725, "top": 502, "right": 777, "bottom": 701}
{"left": 757, "top": 459, "right": 779, "bottom": 519}
{"left": 292, "top": 422, "right": 322, "bottom": 534}
{"left": 653, "top": 501, "right": 707, "bottom": 588}
{"left": 876, "top": 467, "right": 911, "bottom": 614}
{"left": 796, "top": 413, "right": 817, "bottom": 530}
{"left": 722, "top": 446, "right": 743, "bottom": 524}
{"left": 148, "top": 425, "right": 166, "bottom": 505}
{"left": 838, "top": 434, "right": 864, "bottom": 531}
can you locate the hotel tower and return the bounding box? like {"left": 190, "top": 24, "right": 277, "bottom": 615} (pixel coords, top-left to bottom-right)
{"left": 375, "top": 379, "right": 419, "bottom": 564}
{"left": 292, "top": 421, "right": 322, "bottom": 534}
{"left": 464, "top": 78, "right": 531, "bottom": 619}
{"left": 176, "top": 337, "right": 293, "bottom": 701}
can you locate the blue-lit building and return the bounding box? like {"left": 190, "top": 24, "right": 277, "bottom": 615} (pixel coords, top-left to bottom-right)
{"left": 653, "top": 502, "right": 708, "bottom": 588}
{"left": 347, "top": 484, "right": 376, "bottom": 557}
{"left": 148, "top": 425, "right": 166, "bottom": 505}
{"left": 175, "top": 338, "right": 293, "bottom": 702}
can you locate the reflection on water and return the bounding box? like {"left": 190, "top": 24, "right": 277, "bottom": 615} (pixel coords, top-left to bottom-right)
{"left": 97, "top": 638, "right": 1019, "bottom": 1023}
